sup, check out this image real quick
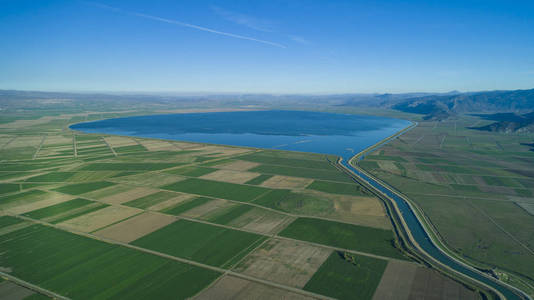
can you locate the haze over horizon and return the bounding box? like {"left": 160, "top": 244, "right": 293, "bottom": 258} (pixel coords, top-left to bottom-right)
{"left": 1, "top": 0, "right": 534, "bottom": 94}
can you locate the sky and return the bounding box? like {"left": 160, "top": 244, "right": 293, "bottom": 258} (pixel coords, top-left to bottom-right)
{"left": 1, "top": 0, "right": 534, "bottom": 94}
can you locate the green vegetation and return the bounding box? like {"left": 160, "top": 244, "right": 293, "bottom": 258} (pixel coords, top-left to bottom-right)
{"left": 21, "top": 198, "right": 109, "bottom": 224}
{"left": 52, "top": 181, "right": 115, "bottom": 195}
{"left": 25, "top": 172, "right": 75, "bottom": 182}
{"left": 304, "top": 251, "right": 388, "bottom": 300}
{"left": 80, "top": 163, "right": 181, "bottom": 171}
{"left": 253, "top": 189, "right": 333, "bottom": 215}
{"left": 165, "top": 166, "right": 217, "bottom": 177}
{"left": 162, "top": 178, "right": 269, "bottom": 202}
{"left": 132, "top": 219, "right": 266, "bottom": 268}
{"left": 0, "top": 219, "right": 220, "bottom": 299}
{"left": 0, "top": 183, "right": 20, "bottom": 195}
{"left": 244, "top": 174, "right": 273, "bottom": 185}
{"left": 123, "top": 191, "right": 179, "bottom": 209}
{"left": 250, "top": 164, "right": 353, "bottom": 183}
{"left": 207, "top": 204, "right": 254, "bottom": 225}
{"left": 160, "top": 197, "right": 213, "bottom": 215}
{"left": 239, "top": 152, "right": 335, "bottom": 169}
{"left": 307, "top": 180, "right": 369, "bottom": 196}
{"left": 279, "top": 217, "right": 403, "bottom": 259}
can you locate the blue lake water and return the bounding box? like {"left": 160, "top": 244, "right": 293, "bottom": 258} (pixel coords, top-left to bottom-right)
{"left": 70, "top": 110, "right": 411, "bottom": 161}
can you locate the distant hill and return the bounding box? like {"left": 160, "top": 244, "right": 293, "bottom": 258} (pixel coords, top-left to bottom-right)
{"left": 391, "top": 88, "right": 534, "bottom": 121}
{"left": 471, "top": 112, "right": 534, "bottom": 133}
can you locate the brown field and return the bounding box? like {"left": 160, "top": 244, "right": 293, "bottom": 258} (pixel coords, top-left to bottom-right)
{"left": 103, "top": 136, "right": 138, "bottom": 147}
{"left": 82, "top": 184, "right": 133, "bottom": 200}
{"left": 308, "top": 190, "right": 390, "bottom": 229}
{"left": 193, "top": 275, "right": 316, "bottom": 300}
{"left": 138, "top": 139, "right": 177, "bottom": 151}
{"left": 182, "top": 199, "right": 235, "bottom": 218}
{"left": 372, "top": 260, "right": 418, "bottom": 300}
{"left": 5, "top": 192, "right": 74, "bottom": 215}
{"left": 58, "top": 205, "right": 142, "bottom": 233}
{"left": 200, "top": 169, "right": 261, "bottom": 184}
{"left": 215, "top": 160, "right": 260, "bottom": 171}
{"left": 234, "top": 239, "right": 331, "bottom": 288}
{"left": 4, "top": 136, "right": 42, "bottom": 149}
{"left": 93, "top": 212, "right": 176, "bottom": 243}
{"left": 227, "top": 208, "right": 295, "bottom": 234}
{"left": 407, "top": 268, "right": 476, "bottom": 300}
{"left": 99, "top": 187, "right": 159, "bottom": 205}
{"left": 147, "top": 193, "right": 196, "bottom": 211}
{"left": 111, "top": 172, "right": 186, "bottom": 187}
{"left": 260, "top": 176, "right": 313, "bottom": 189}
{"left": 0, "top": 281, "right": 36, "bottom": 300}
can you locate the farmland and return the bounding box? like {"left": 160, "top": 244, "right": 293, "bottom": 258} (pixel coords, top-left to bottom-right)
{"left": 357, "top": 114, "right": 534, "bottom": 294}
{"left": 0, "top": 107, "right": 479, "bottom": 300}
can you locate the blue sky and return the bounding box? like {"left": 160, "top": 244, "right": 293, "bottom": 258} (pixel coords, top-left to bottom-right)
{"left": 1, "top": 0, "right": 533, "bottom": 93}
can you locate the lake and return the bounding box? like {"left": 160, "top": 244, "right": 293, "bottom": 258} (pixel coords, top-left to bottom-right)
{"left": 69, "top": 110, "right": 411, "bottom": 161}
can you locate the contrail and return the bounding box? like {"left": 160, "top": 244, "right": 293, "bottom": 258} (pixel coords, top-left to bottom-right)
{"left": 84, "top": 1, "right": 286, "bottom": 49}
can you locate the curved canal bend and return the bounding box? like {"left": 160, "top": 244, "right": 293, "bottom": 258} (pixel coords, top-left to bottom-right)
{"left": 340, "top": 127, "right": 529, "bottom": 300}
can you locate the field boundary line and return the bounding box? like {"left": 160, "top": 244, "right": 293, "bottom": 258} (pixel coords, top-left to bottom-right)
{"left": 32, "top": 135, "right": 46, "bottom": 160}
{"left": 1, "top": 136, "right": 17, "bottom": 150}
{"left": 101, "top": 137, "right": 117, "bottom": 156}
{"left": 72, "top": 134, "right": 77, "bottom": 158}
{"left": 9, "top": 214, "right": 334, "bottom": 300}
{"left": 0, "top": 271, "right": 70, "bottom": 300}
{"left": 467, "top": 199, "right": 534, "bottom": 256}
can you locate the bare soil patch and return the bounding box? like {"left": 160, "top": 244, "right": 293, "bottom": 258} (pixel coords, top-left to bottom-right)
{"left": 138, "top": 140, "right": 176, "bottom": 151}
{"left": 93, "top": 212, "right": 175, "bottom": 243}
{"left": 182, "top": 199, "right": 234, "bottom": 218}
{"left": 103, "top": 136, "right": 137, "bottom": 148}
{"left": 58, "top": 205, "right": 141, "bottom": 233}
{"left": 372, "top": 260, "right": 417, "bottom": 300}
{"left": 215, "top": 160, "right": 260, "bottom": 171}
{"left": 234, "top": 239, "right": 331, "bottom": 288}
{"left": 0, "top": 281, "right": 36, "bottom": 300}
{"left": 260, "top": 176, "right": 313, "bottom": 189}
{"left": 6, "top": 192, "right": 74, "bottom": 215}
{"left": 147, "top": 193, "right": 196, "bottom": 211}
{"left": 200, "top": 169, "right": 261, "bottom": 184}
{"left": 228, "top": 208, "right": 295, "bottom": 234}
{"left": 193, "top": 275, "right": 315, "bottom": 300}
{"left": 408, "top": 267, "right": 476, "bottom": 300}
{"left": 99, "top": 187, "right": 159, "bottom": 205}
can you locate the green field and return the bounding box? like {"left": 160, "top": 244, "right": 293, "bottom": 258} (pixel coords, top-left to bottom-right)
{"left": 0, "top": 183, "right": 20, "bottom": 195}
{"left": 80, "top": 163, "right": 181, "bottom": 171}
{"left": 160, "top": 197, "right": 213, "bottom": 215}
{"left": 0, "top": 218, "right": 220, "bottom": 299}
{"left": 131, "top": 219, "right": 266, "bottom": 268}
{"left": 162, "top": 178, "right": 270, "bottom": 202}
{"left": 52, "top": 181, "right": 116, "bottom": 195}
{"left": 165, "top": 166, "right": 217, "bottom": 177}
{"left": 22, "top": 198, "right": 109, "bottom": 224}
{"left": 249, "top": 164, "right": 353, "bottom": 183}
{"left": 207, "top": 204, "right": 254, "bottom": 225}
{"left": 306, "top": 180, "right": 369, "bottom": 196}
{"left": 253, "top": 189, "right": 333, "bottom": 215}
{"left": 304, "top": 251, "right": 387, "bottom": 300}
{"left": 123, "top": 191, "right": 179, "bottom": 209}
{"left": 279, "top": 217, "right": 404, "bottom": 259}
